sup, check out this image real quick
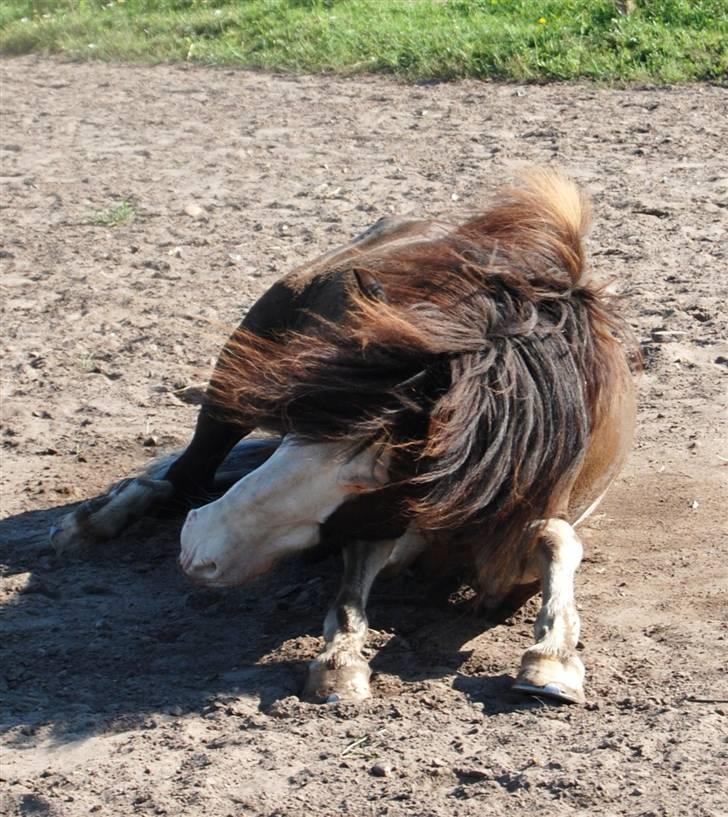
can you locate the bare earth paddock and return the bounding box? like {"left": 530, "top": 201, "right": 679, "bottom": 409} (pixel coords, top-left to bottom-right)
{"left": 0, "top": 57, "right": 726, "bottom": 817}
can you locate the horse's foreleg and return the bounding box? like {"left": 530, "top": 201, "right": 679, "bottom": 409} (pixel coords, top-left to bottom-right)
{"left": 512, "top": 519, "right": 586, "bottom": 704}
{"left": 162, "top": 408, "right": 250, "bottom": 501}
{"left": 304, "top": 539, "right": 396, "bottom": 703}
{"left": 50, "top": 407, "right": 251, "bottom": 555}
{"left": 49, "top": 476, "right": 175, "bottom": 555}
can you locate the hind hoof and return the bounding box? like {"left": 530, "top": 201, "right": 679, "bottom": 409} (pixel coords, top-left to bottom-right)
{"left": 513, "top": 653, "right": 585, "bottom": 705}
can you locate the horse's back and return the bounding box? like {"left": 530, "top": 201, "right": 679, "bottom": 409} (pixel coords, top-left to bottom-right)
{"left": 240, "top": 216, "right": 455, "bottom": 335}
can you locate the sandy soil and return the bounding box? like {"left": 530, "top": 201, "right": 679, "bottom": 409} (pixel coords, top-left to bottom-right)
{"left": 1, "top": 56, "right": 727, "bottom": 817}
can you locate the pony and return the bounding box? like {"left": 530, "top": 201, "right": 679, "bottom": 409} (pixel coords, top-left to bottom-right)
{"left": 50, "top": 169, "right": 637, "bottom": 705}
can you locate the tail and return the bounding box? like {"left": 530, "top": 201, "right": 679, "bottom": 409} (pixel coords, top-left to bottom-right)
{"left": 456, "top": 166, "right": 592, "bottom": 286}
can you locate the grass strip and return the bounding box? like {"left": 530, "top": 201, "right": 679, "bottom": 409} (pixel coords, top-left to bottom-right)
{"left": 1, "top": 1, "right": 726, "bottom": 83}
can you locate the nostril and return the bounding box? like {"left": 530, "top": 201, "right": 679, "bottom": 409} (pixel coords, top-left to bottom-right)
{"left": 189, "top": 560, "right": 219, "bottom": 580}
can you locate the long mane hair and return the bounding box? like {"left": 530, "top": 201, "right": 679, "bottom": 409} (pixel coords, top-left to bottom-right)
{"left": 209, "top": 170, "right": 636, "bottom": 595}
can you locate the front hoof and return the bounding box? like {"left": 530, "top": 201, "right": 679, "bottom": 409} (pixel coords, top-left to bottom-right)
{"left": 513, "top": 653, "right": 586, "bottom": 705}
{"left": 49, "top": 508, "right": 98, "bottom": 556}
{"left": 304, "top": 654, "right": 371, "bottom": 703}
{"left": 50, "top": 478, "right": 173, "bottom": 556}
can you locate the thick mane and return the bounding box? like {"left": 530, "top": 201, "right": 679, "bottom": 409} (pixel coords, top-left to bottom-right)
{"left": 209, "top": 170, "right": 635, "bottom": 596}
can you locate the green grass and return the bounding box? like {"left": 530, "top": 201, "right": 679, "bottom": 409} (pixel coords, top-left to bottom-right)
{"left": 87, "top": 200, "right": 136, "bottom": 227}
{"left": 1, "top": 1, "right": 726, "bottom": 82}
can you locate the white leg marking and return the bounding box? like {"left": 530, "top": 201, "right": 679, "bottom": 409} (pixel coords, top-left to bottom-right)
{"left": 305, "top": 539, "right": 396, "bottom": 702}
{"left": 50, "top": 478, "right": 173, "bottom": 555}
{"left": 513, "top": 518, "right": 586, "bottom": 704}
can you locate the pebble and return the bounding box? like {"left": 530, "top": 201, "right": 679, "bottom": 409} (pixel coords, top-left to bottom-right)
{"left": 184, "top": 202, "right": 208, "bottom": 221}
{"left": 650, "top": 328, "right": 686, "bottom": 343}
{"left": 370, "top": 762, "right": 393, "bottom": 778}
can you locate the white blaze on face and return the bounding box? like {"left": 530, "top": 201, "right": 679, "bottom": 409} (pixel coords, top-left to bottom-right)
{"left": 179, "top": 436, "right": 390, "bottom": 587}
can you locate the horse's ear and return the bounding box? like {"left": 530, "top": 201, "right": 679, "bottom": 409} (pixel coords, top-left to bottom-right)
{"left": 353, "top": 267, "right": 388, "bottom": 303}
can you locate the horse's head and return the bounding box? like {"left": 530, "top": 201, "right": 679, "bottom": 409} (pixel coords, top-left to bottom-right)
{"left": 178, "top": 436, "right": 390, "bottom": 587}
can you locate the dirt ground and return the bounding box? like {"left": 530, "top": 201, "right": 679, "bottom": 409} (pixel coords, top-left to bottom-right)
{"left": 1, "top": 56, "right": 727, "bottom": 817}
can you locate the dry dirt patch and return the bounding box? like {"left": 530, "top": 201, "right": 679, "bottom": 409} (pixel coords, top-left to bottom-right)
{"left": 1, "top": 57, "right": 727, "bottom": 817}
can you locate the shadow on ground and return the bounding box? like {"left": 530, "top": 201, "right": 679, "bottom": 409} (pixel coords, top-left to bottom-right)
{"left": 0, "top": 501, "right": 536, "bottom": 746}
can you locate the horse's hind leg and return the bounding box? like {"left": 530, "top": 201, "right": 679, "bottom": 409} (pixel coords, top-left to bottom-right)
{"left": 512, "top": 519, "right": 586, "bottom": 704}
{"left": 50, "top": 407, "right": 251, "bottom": 555}
{"left": 304, "top": 539, "right": 396, "bottom": 703}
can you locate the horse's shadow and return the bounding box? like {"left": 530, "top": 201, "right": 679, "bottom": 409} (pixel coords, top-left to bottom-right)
{"left": 0, "top": 501, "right": 541, "bottom": 747}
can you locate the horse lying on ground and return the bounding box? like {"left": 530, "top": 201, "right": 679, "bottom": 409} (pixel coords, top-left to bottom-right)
{"left": 50, "top": 169, "right": 637, "bottom": 705}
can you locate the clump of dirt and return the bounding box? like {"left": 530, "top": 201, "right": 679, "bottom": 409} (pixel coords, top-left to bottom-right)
{"left": 1, "top": 57, "right": 726, "bottom": 817}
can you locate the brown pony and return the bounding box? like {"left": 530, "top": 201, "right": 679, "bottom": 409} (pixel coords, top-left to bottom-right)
{"left": 50, "top": 169, "right": 637, "bottom": 705}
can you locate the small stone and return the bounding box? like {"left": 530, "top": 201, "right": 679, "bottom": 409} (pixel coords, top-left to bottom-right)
{"left": 142, "top": 436, "right": 158, "bottom": 447}
{"left": 650, "top": 327, "right": 688, "bottom": 343}
{"left": 184, "top": 202, "right": 208, "bottom": 221}
{"left": 268, "top": 696, "right": 298, "bottom": 718}
{"left": 326, "top": 693, "right": 340, "bottom": 704}
{"left": 143, "top": 259, "right": 171, "bottom": 273}
{"left": 370, "top": 762, "right": 393, "bottom": 778}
